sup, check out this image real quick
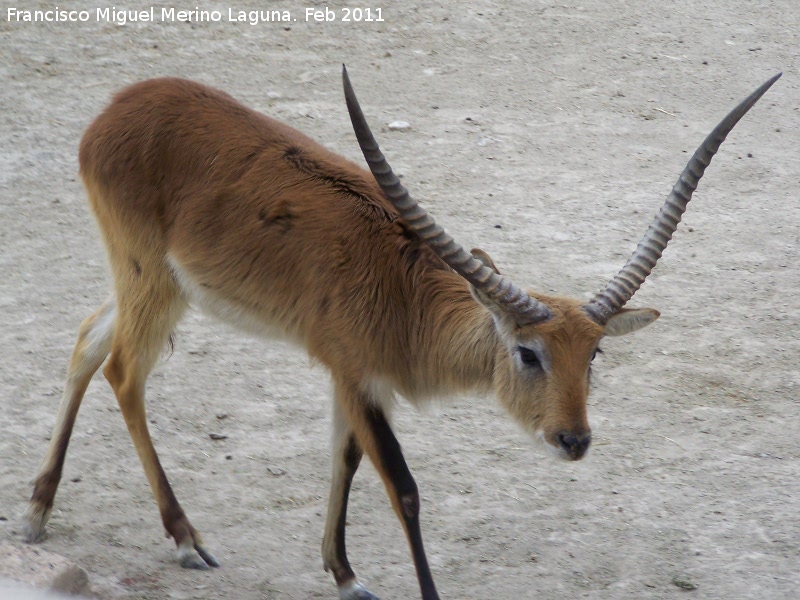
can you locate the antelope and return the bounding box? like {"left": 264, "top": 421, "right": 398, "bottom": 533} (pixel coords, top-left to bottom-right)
{"left": 23, "top": 68, "right": 779, "bottom": 600}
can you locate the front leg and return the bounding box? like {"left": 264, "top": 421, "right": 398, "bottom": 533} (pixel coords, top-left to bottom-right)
{"left": 322, "top": 400, "right": 379, "bottom": 599}
{"left": 337, "top": 383, "right": 441, "bottom": 600}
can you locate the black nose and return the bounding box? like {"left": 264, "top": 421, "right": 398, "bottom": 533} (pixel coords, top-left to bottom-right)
{"left": 557, "top": 432, "right": 591, "bottom": 460}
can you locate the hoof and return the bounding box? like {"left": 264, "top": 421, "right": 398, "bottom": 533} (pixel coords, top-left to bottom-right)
{"left": 177, "top": 541, "right": 220, "bottom": 569}
{"left": 22, "top": 504, "right": 51, "bottom": 543}
{"left": 196, "top": 544, "right": 221, "bottom": 568}
{"left": 339, "top": 580, "right": 380, "bottom": 600}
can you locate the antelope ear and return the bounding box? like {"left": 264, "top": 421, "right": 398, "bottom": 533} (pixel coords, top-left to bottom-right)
{"left": 470, "top": 247, "right": 500, "bottom": 274}
{"left": 604, "top": 308, "right": 660, "bottom": 336}
{"left": 468, "top": 248, "right": 510, "bottom": 322}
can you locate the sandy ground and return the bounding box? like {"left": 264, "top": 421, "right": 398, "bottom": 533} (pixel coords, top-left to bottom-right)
{"left": 1, "top": 1, "right": 799, "bottom": 598}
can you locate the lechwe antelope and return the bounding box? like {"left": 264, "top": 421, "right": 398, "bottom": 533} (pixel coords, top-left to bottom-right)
{"left": 24, "top": 68, "right": 779, "bottom": 599}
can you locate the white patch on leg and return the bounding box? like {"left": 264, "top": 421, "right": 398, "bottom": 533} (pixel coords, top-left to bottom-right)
{"left": 361, "top": 377, "right": 397, "bottom": 413}
{"left": 81, "top": 299, "right": 116, "bottom": 371}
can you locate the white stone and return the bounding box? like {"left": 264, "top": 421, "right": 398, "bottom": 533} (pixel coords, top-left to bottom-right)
{"left": 387, "top": 121, "right": 411, "bottom": 131}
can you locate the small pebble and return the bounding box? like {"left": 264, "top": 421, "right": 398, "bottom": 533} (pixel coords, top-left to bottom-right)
{"left": 672, "top": 575, "right": 697, "bottom": 590}
{"left": 388, "top": 121, "right": 411, "bottom": 131}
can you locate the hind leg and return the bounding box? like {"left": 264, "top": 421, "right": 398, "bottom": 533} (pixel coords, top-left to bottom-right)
{"left": 101, "top": 263, "right": 218, "bottom": 569}
{"left": 24, "top": 296, "right": 117, "bottom": 542}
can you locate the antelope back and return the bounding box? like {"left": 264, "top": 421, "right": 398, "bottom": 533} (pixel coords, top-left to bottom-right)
{"left": 78, "top": 78, "right": 455, "bottom": 382}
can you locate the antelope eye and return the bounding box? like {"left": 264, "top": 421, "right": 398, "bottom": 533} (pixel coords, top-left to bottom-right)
{"left": 517, "top": 346, "right": 540, "bottom": 368}
{"left": 592, "top": 347, "right": 603, "bottom": 362}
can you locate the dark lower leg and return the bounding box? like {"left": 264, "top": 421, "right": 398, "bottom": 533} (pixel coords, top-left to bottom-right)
{"left": 24, "top": 417, "right": 77, "bottom": 542}
{"left": 362, "top": 406, "right": 439, "bottom": 600}
{"left": 323, "top": 433, "right": 363, "bottom": 585}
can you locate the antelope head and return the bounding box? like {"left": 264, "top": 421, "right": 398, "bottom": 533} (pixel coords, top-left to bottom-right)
{"left": 343, "top": 67, "right": 780, "bottom": 461}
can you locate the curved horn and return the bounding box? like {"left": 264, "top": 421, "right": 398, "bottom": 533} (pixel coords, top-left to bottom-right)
{"left": 584, "top": 73, "right": 782, "bottom": 325}
{"left": 342, "top": 65, "right": 552, "bottom": 325}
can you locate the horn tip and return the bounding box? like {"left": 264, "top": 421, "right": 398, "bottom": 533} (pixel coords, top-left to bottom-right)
{"left": 750, "top": 72, "right": 782, "bottom": 101}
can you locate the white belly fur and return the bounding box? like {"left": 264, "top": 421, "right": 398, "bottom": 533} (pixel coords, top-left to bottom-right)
{"left": 166, "top": 254, "right": 299, "bottom": 343}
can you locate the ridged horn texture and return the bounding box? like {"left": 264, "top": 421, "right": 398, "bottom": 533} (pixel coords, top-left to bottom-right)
{"left": 342, "top": 65, "right": 552, "bottom": 325}
{"left": 584, "top": 72, "right": 782, "bottom": 325}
